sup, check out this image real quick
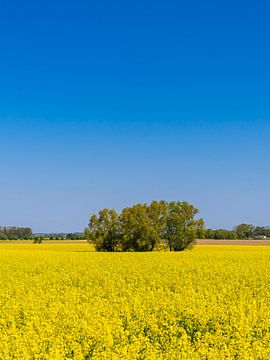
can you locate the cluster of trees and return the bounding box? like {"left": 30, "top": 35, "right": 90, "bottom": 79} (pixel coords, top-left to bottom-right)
{"left": 253, "top": 226, "right": 270, "bottom": 238}
{"left": 0, "top": 227, "right": 33, "bottom": 240}
{"left": 234, "top": 224, "right": 270, "bottom": 239}
{"left": 86, "top": 201, "right": 204, "bottom": 252}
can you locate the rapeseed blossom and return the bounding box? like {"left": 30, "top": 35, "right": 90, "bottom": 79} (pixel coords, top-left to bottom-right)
{"left": 0, "top": 245, "right": 269, "bottom": 359}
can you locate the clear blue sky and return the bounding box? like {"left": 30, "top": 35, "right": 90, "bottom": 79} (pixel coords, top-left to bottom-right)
{"left": 0, "top": 0, "right": 269, "bottom": 232}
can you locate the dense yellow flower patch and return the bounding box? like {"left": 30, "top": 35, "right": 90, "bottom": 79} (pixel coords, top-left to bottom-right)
{"left": 0, "top": 245, "right": 270, "bottom": 359}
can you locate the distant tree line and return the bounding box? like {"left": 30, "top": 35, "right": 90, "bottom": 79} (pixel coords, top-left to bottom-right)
{"left": 200, "top": 229, "right": 238, "bottom": 239}
{"left": 0, "top": 227, "right": 33, "bottom": 240}
{"left": 86, "top": 200, "right": 204, "bottom": 252}
{"left": 33, "top": 233, "right": 84, "bottom": 241}
{"left": 0, "top": 228, "right": 84, "bottom": 241}
{"left": 66, "top": 233, "right": 84, "bottom": 240}
{"left": 198, "top": 224, "right": 270, "bottom": 240}
{"left": 253, "top": 226, "right": 270, "bottom": 238}
{"left": 233, "top": 224, "right": 270, "bottom": 239}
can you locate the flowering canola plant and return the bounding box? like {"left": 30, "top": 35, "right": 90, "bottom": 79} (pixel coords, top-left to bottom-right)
{"left": 0, "top": 244, "right": 270, "bottom": 359}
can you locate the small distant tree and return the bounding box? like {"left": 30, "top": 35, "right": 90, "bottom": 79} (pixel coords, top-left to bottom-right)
{"left": 33, "top": 237, "right": 43, "bottom": 244}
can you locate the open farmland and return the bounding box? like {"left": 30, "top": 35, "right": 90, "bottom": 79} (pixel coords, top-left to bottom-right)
{"left": 1, "top": 245, "right": 270, "bottom": 359}
{"left": 197, "top": 239, "right": 270, "bottom": 245}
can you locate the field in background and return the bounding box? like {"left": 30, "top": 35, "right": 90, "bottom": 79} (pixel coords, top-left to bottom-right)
{"left": 0, "top": 245, "right": 270, "bottom": 359}
{"left": 0, "top": 239, "right": 89, "bottom": 244}
{"left": 197, "top": 239, "right": 270, "bottom": 245}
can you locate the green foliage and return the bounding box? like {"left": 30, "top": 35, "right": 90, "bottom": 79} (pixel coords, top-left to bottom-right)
{"left": 121, "top": 201, "right": 167, "bottom": 251}
{"left": 253, "top": 226, "right": 270, "bottom": 238}
{"left": 88, "top": 209, "right": 121, "bottom": 251}
{"left": 66, "top": 233, "right": 84, "bottom": 240}
{"left": 83, "top": 227, "right": 90, "bottom": 239}
{"left": 235, "top": 224, "right": 255, "bottom": 239}
{"left": 164, "top": 202, "right": 204, "bottom": 251}
{"left": 201, "top": 225, "right": 270, "bottom": 240}
{"left": 0, "top": 227, "right": 33, "bottom": 240}
{"left": 33, "top": 237, "right": 43, "bottom": 244}
{"left": 203, "top": 229, "right": 238, "bottom": 239}
{"left": 87, "top": 201, "right": 204, "bottom": 252}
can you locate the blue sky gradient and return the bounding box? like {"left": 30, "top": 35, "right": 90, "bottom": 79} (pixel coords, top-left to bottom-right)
{"left": 0, "top": 1, "right": 269, "bottom": 232}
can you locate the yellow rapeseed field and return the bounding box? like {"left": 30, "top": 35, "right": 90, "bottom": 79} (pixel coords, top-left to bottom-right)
{"left": 0, "top": 244, "right": 270, "bottom": 359}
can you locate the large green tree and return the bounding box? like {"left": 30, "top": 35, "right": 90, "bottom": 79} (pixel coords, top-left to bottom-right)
{"left": 164, "top": 201, "right": 204, "bottom": 251}
{"left": 121, "top": 201, "right": 167, "bottom": 251}
{"left": 88, "top": 209, "right": 121, "bottom": 251}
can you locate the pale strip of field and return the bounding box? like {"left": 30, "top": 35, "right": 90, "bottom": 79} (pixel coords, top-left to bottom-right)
{"left": 0, "top": 240, "right": 88, "bottom": 244}
{"left": 1, "top": 239, "right": 270, "bottom": 246}
{"left": 197, "top": 239, "right": 270, "bottom": 245}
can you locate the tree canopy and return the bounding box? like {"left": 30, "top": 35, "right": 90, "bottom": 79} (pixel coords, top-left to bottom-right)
{"left": 235, "top": 224, "right": 255, "bottom": 239}
{"left": 88, "top": 209, "right": 121, "bottom": 252}
{"left": 86, "top": 200, "right": 204, "bottom": 252}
